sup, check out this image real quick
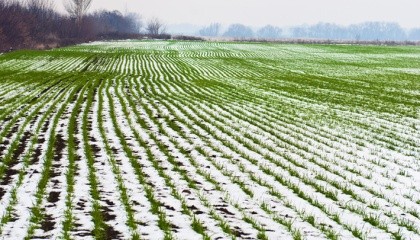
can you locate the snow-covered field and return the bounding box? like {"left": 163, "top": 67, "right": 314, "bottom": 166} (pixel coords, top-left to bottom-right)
{"left": 0, "top": 41, "right": 419, "bottom": 240}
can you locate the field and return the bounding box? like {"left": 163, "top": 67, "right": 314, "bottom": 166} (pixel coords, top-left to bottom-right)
{"left": 0, "top": 41, "right": 419, "bottom": 240}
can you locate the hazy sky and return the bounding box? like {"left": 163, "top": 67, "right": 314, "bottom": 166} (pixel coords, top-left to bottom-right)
{"left": 58, "top": 0, "right": 420, "bottom": 28}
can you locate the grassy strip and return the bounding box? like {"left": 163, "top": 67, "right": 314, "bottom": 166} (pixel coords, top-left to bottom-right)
{"left": 126, "top": 76, "right": 261, "bottom": 239}
{"left": 96, "top": 78, "right": 140, "bottom": 239}
{"left": 0, "top": 80, "right": 76, "bottom": 234}
{"left": 104, "top": 77, "right": 174, "bottom": 240}
{"left": 0, "top": 77, "right": 74, "bottom": 180}
{"left": 62, "top": 81, "right": 89, "bottom": 239}
{"left": 163, "top": 74, "right": 417, "bottom": 236}
{"left": 25, "top": 82, "right": 82, "bottom": 238}
{"left": 80, "top": 78, "right": 109, "bottom": 239}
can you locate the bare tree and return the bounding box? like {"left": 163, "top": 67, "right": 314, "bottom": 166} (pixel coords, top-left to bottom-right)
{"left": 27, "top": 0, "right": 54, "bottom": 12}
{"left": 26, "top": 0, "right": 55, "bottom": 40}
{"left": 126, "top": 12, "right": 142, "bottom": 34}
{"left": 64, "top": 0, "right": 92, "bottom": 27}
{"left": 146, "top": 17, "right": 166, "bottom": 36}
{"left": 199, "top": 23, "right": 221, "bottom": 37}
{"left": 223, "top": 24, "right": 254, "bottom": 39}
{"left": 0, "top": 1, "right": 33, "bottom": 49}
{"left": 257, "top": 25, "right": 282, "bottom": 39}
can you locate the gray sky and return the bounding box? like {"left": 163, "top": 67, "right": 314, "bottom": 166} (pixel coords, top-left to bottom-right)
{"left": 58, "top": 0, "right": 420, "bottom": 28}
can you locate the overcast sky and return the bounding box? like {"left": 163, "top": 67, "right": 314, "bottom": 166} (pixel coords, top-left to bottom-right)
{"left": 58, "top": 0, "right": 420, "bottom": 28}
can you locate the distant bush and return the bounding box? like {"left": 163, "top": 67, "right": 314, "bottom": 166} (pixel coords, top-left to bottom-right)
{"left": 232, "top": 38, "right": 420, "bottom": 46}
{"left": 290, "top": 22, "right": 410, "bottom": 41}
{"left": 223, "top": 24, "right": 254, "bottom": 39}
{"left": 144, "top": 34, "right": 172, "bottom": 40}
{"left": 172, "top": 35, "right": 204, "bottom": 41}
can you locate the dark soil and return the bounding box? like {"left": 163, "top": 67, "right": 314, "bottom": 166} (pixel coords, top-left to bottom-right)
{"left": 51, "top": 179, "right": 59, "bottom": 186}
{"left": 188, "top": 205, "right": 199, "bottom": 211}
{"left": 232, "top": 226, "right": 251, "bottom": 238}
{"left": 38, "top": 137, "right": 45, "bottom": 144}
{"left": 182, "top": 189, "right": 191, "bottom": 194}
{"left": 97, "top": 205, "right": 122, "bottom": 240}
{"left": 91, "top": 143, "right": 101, "bottom": 158}
{"left": 102, "top": 225, "right": 122, "bottom": 240}
{"left": 104, "top": 199, "right": 115, "bottom": 206}
{"left": 76, "top": 200, "right": 86, "bottom": 210}
{"left": 54, "top": 134, "right": 66, "bottom": 162}
{"left": 216, "top": 207, "right": 235, "bottom": 216}
{"left": 0, "top": 168, "right": 19, "bottom": 187}
{"left": 12, "top": 131, "right": 31, "bottom": 161}
{"left": 1, "top": 132, "right": 31, "bottom": 188}
{"left": 31, "top": 146, "right": 42, "bottom": 164}
{"left": 41, "top": 120, "right": 50, "bottom": 133}
{"left": 0, "top": 188, "right": 5, "bottom": 199}
{"left": 101, "top": 206, "right": 116, "bottom": 221}
{"left": 1, "top": 131, "right": 31, "bottom": 188}
{"left": 40, "top": 213, "right": 55, "bottom": 232}
{"left": 49, "top": 134, "right": 66, "bottom": 178}
{"left": 3, "top": 116, "right": 12, "bottom": 122}
{"left": 31, "top": 136, "right": 45, "bottom": 164}
{"left": 29, "top": 117, "right": 37, "bottom": 125}
{"left": 170, "top": 223, "right": 180, "bottom": 230}
{"left": 111, "top": 147, "right": 118, "bottom": 154}
{"left": 5, "top": 124, "right": 19, "bottom": 139}
{"left": 162, "top": 204, "right": 175, "bottom": 211}
{"left": 75, "top": 231, "right": 93, "bottom": 237}
{"left": 47, "top": 191, "right": 60, "bottom": 203}
{"left": 0, "top": 145, "right": 6, "bottom": 156}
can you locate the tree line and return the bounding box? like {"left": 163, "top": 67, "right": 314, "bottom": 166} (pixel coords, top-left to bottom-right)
{"left": 2, "top": 0, "right": 419, "bottom": 52}
{"left": 0, "top": 0, "right": 171, "bottom": 52}
{"left": 199, "top": 22, "right": 420, "bottom": 41}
